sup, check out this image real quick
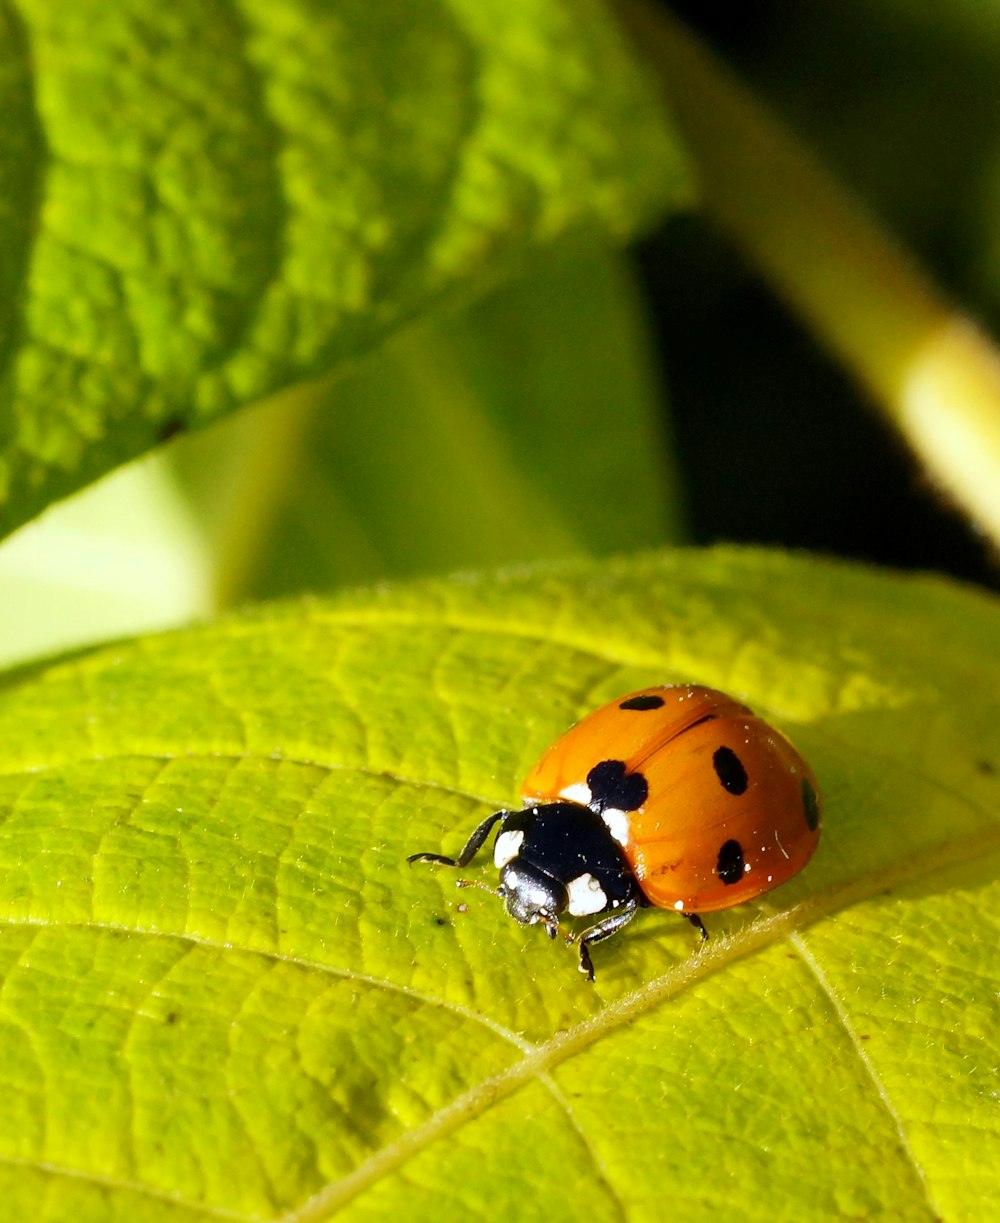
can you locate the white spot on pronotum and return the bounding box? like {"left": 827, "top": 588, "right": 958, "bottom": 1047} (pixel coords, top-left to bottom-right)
{"left": 560, "top": 782, "right": 591, "bottom": 806}
{"left": 493, "top": 829, "right": 525, "bottom": 869}
{"left": 566, "top": 873, "right": 609, "bottom": 917}
{"left": 673, "top": 899, "right": 685, "bottom": 911}
{"left": 600, "top": 808, "right": 630, "bottom": 847}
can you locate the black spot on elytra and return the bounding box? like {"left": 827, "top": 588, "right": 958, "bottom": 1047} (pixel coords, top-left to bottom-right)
{"left": 802, "top": 778, "right": 820, "bottom": 831}
{"left": 717, "top": 839, "right": 745, "bottom": 885}
{"left": 619, "top": 694, "right": 665, "bottom": 711}
{"left": 713, "top": 746, "right": 748, "bottom": 795}
{"left": 586, "top": 759, "right": 648, "bottom": 812}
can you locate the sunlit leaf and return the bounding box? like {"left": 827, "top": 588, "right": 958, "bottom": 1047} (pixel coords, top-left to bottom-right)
{"left": 0, "top": 547, "right": 996, "bottom": 1220}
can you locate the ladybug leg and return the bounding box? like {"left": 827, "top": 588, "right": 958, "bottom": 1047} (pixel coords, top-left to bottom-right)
{"left": 571, "top": 899, "right": 641, "bottom": 982}
{"left": 684, "top": 912, "right": 709, "bottom": 941}
{"left": 407, "top": 809, "right": 508, "bottom": 869}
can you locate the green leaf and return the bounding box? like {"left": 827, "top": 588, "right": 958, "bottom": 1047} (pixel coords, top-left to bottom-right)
{"left": 0, "top": 448, "right": 218, "bottom": 671}
{"left": 247, "top": 241, "right": 685, "bottom": 597}
{"left": 0, "top": 547, "right": 997, "bottom": 1222}
{"left": 0, "top": 241, "right": 682, "bottom": 668}
{"left": 0, "top": 0, "right": 690, "bottom": 540}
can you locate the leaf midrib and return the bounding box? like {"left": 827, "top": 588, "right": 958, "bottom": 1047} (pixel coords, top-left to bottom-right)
{"left": 280, "top": 821, "right": 1000, "bottom": 1223}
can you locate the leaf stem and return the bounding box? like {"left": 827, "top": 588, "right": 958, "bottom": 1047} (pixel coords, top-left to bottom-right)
{"left": 616, "top": 0, "right": 1000, "bottom": 551}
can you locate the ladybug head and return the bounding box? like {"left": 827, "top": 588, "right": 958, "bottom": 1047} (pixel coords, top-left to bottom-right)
{"left": 497, "top": 859, "right": 567, "bottom": 934}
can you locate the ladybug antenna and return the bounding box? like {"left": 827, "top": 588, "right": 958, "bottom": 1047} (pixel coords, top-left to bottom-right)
{"left": 456, "top": 878, "right": 502, "bottom": 898}
{"left": 459, "top": 879, "right": 567, "bottom": 943}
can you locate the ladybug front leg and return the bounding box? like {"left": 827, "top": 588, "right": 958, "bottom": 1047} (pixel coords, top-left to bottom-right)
{"left": 407, "top": 809, "right": 507, "bottom": 869}
{"left": 571, "top": 898, "right": 641, "bottom": 981}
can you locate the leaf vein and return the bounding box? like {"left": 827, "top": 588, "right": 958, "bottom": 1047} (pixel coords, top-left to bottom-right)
{"left": 537, "top": 1072, "right": 629, "bottom": 1223}
{"left": 788, "top": 932, "right": 942, "bottom": 1217}
{"left": 0, "top": 1149, "right": 255, "bottom": 1221}
{"left": 0, "top": 751, "right": 502, "bottom": 811}
{"left": 0, "top": 913, "right": 530, "bottom": 1055}
{"left": 276, "top": 821, "right": 1000, "bottom": 1222}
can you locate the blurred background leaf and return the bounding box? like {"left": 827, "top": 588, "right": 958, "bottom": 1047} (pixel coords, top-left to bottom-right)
{"left": 0, "top": 0, "right": 687, "bottom": 539}
{"left": 644, "top": 0, "right": 1000, "bottom": 579}
{"left": 0, "top": 240, "right": 682, "bottom": 665}
{"left": 4, "top": 1, "right": 1000, "bottom": 675}
{"left": 0, "top": 0, "right": 692, "bottom": 667}
{"left": 246, "top": 241, "right": 684, "bottom": 598}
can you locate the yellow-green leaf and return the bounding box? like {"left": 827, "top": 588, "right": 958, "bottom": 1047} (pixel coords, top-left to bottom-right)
{"left": 0, "top": 547, "right": 997, "bottom": 1221}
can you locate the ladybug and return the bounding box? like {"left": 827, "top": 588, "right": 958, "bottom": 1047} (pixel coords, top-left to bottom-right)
{"left": 408, "top": 685, "right": 821, "bottom": 980}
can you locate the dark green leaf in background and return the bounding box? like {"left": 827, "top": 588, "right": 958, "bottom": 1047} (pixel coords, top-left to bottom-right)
{"left": 242, "top": 242, "right": 685, "bottom": 596}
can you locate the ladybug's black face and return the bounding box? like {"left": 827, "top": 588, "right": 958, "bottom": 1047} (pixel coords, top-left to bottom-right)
{"left": 493, "top": 804, "right": 640, "bottom": 923}
{"left": 407, "top": 798, "right": 647, "bottom": 979}
{"left": 497, "top": 860, "right": 567, "bottom": 929}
